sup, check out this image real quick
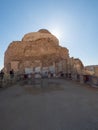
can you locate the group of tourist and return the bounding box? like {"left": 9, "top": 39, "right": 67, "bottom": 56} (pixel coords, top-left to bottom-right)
{"left": 0, "top": 69, "right": 14, "bottom": 80}
{"left": 22, "top": 71, "right": 65, "bottom": 80}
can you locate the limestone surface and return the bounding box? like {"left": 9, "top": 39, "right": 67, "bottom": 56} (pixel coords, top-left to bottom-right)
{"left": 4, "top": 29, "right": 69, "bottom": 73}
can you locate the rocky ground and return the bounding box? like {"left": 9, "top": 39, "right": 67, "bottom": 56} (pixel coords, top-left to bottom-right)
{"left": 0, "top": 78, "right": 98, "bottom": 130}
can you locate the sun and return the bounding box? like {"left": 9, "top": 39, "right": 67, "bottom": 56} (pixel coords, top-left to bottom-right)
{"left": 49, "top": 28, "right": 61, "bottom": 40}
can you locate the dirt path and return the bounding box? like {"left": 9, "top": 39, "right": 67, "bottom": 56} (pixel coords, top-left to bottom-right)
{"left": 0, "top": 79, "right": 98, "bottom": 130}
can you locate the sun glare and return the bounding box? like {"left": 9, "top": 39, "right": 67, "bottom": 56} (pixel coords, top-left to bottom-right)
{"left": 50, "top": 28, "right": 61, "bottom": 40}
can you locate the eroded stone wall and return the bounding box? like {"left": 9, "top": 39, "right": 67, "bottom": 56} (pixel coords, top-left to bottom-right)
{"left": 4, "top": 29, "right": 84, "bottom": 75}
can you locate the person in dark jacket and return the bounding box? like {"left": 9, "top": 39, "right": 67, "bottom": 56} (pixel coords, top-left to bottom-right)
{"left": 9, "top": 69, "right": 14, "bottom": 79}
{"left": 0, "top": 70, "right": 4, "bottom": 80}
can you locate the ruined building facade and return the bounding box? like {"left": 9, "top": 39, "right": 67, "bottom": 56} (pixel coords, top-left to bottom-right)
{"left": 4, "top": 29, "right": 84, "bottom": 75}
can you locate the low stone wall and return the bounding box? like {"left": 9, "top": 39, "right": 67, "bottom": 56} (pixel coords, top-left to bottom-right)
{"left": 64, "top": 73, "right": 98, "bottom": 88}
{"left": 0, "top": 73, "right": 48, "bottom": 88}
{"left": 0, "top": 74, "right": 18, "bottom": 88}
{"left": 85, "top": 75, "right": 98, "bottom": 88}
{"left": 71, "top": 74, "right": 98, "bottom": 88}
{"left": 0, "top": 73, "right": 98, "bottom": 89}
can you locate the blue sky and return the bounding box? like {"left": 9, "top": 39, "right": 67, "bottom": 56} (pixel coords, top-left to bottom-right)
{"left": 0, "top": 0, "right": 98, "bottom": 70}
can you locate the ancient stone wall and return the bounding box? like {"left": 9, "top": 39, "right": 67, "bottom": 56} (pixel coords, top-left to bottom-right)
{"left": 4, "top": 29, "right": 69, "bottom": 74}
{"left": 4, "top": 29, "right": 85, "bottom": 76}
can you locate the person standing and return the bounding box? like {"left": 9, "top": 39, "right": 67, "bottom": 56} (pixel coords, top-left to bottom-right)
{"left": 9, "top": 69, "right": 14, "bottom": 79}
{"left": 0, "top": 70, "right": 4, "bottom": 80}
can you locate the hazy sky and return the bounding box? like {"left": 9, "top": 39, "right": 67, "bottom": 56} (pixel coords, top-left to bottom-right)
{"left": 0, "top": 0, "right": 98, "bottom": 70}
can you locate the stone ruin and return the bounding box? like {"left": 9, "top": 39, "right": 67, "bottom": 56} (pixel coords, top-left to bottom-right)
{"left": 4, "top": 29, "right": 84, "bottom": 77}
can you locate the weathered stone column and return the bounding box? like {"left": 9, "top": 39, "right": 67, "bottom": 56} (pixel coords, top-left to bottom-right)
{"left": 53, "top": 62, "right": 56, "bottom": 73}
